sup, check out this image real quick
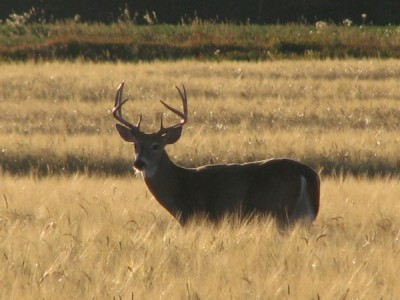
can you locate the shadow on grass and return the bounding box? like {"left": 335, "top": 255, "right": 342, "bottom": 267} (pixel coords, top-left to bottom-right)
{"left": 1, "top": 153, "right": 399, "bottom": 178}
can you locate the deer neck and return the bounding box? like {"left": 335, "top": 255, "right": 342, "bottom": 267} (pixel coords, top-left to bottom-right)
{"left": 142, "top": 150, "right": 185, "bottom": 220}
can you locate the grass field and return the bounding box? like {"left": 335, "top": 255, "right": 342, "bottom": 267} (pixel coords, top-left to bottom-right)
{"left": 0, "top": 60, "right": 400, "bottom": 298}
{"left": 1, "top": 175, "right": 399, "bottom": 299}
{"left": 1, "top": 59, "right": 400, "bottom": 176}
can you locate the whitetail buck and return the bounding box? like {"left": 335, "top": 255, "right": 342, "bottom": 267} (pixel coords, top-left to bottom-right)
{"left": 113, "top": 81, "right": 320, "bottom": 226}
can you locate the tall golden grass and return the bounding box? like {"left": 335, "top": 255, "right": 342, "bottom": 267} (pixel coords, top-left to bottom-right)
{"left": 0, "top": 60, "right": 399, "bottom": 298}
{"left": 1, "top": 175, "right": 399, "bottom": 299}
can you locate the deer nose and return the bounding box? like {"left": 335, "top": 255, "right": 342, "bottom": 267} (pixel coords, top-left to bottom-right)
{"left": 134, "top": 158, "right": 147, "bottom": 171}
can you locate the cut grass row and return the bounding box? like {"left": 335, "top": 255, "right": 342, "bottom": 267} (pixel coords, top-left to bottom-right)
{"left": 1, "top": 60, "right": 400, "bottom": 177}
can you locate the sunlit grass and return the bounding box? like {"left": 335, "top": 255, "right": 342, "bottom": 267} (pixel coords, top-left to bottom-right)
{"left": 0, "top": 60, "right": 400, "bottom": 298}
{"left": 1, "top": 60, "right": 400, "bottom": 175}
{"left": 0, "top": 174, "right": 399, "bottom": 298}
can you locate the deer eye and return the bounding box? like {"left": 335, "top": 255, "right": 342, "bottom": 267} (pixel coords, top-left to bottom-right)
{"left": 151, "top": 143, "right": 160, "bottom": 151}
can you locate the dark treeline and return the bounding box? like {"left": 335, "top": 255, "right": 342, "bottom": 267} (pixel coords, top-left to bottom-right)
{"left": 1, "top": 0, "right": 399, "bottom": 25}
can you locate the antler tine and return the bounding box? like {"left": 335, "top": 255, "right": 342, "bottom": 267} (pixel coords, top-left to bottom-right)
{"left": 159, "top": 85, "right": 188, "bottom": 128}
{"left": 112, "top": 81, "right": 141, "bottom": 131}
{"left": 176, "top": 84, "right": 188, "bottom": 121}
{"left": 159, "top": 113, "right": 164, "bottom": 130}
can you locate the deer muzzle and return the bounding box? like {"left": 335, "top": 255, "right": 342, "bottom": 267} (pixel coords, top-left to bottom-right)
{"left": 133, "top": 157, "right": 147, "bottom": 171}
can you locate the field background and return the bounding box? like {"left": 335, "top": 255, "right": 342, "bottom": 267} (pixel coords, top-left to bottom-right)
{"left": 1, "top": 60, "right": 400, "bottom": 299}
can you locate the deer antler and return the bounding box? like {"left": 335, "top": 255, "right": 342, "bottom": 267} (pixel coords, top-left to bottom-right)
{"left": 112, "top": 81, "right": 142, "bottom": 131}
{"left": 159, "top": 85, "right": 188, "bottom": 131}
{"left": 113, "top": 81, "right": 188, "bottom": 134}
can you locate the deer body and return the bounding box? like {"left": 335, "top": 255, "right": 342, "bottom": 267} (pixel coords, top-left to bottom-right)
{"left": 144, "top": 154, "right": 319, "bottom": 225}
{"left": 113, "top": 81, "right": 320, "bottom": 226}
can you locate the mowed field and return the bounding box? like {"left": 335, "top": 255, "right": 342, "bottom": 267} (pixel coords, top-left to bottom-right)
{"left": 0, "top": 60, "right": 400, "bottom": 299}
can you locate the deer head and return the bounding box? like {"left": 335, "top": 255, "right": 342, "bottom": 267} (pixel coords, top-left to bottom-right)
{"left": 112, "top": 81, "right": 188, "bottom": 177}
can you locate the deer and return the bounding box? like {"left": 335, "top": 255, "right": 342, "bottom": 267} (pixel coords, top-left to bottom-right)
{"left": 112, "top": 81, "right": 320, "bottom": 226}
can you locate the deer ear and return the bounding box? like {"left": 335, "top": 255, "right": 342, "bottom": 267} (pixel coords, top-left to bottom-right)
{"left": 115, "top": 124, "right": 135, "bottom": 143}
{"left": 162, "top": 126, "right": 183, "bottom": 144}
